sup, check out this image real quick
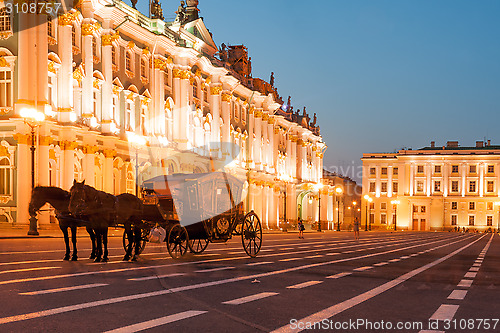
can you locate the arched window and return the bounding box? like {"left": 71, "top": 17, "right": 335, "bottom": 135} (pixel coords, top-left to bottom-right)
{"left": 140, "top": 58, "right": 146, "bottom": 78}
{"left": 203, "top": 85, "right": 208, "bottom": 103}
{"left": 0, "top": 8, "right": 11, "bottom": 33}
{"left": 92, "top": 36, "right": 97, "bottom": 55}
{"left": 192, "top": 80, "right": 198, "bottom": 99}
{"left": 125, "top": 100, "right": 133, "bottom": 131}
{"left": 112, "top": 95, "right": 119, "bottom": 126}
{"left": 0, "top": 157, "right": 12, "bottom": 195}
{"left": 164, "top": 70, "right": 169, "bottom": 87}
{"left": 47, "top": 16, "right": 54, "bottom": 38}
{"left": 71, "top": 25, "right": 76, "bottom": 46}
{"left": 125, "top": 52, "right": 132, "bottom": 71}
{"left": 0, "top": 65, "right": 12, "bottom": 107}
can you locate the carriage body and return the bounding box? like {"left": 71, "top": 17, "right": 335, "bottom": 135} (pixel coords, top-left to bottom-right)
{"left": 134, "top": 172, "right": 262, "bottom": 258}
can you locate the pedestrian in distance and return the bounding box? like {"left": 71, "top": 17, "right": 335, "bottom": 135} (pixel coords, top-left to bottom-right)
{"left": 353, "top": 217, "right": 360, "bottom": 240}
{"left": 298, "top": 217, "right": 305, "bottom": 239}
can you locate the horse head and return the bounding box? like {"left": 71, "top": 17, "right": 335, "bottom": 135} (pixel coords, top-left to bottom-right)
{"left": 69, "top": 180, "right": 88, "bottom": 216}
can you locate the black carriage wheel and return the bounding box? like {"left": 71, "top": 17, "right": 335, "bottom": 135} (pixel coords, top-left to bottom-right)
{"left": 188, "top": 238, "right": 209, "bottom": 254}
{"left": 241, "top": 211, "right": 262, "bottom": 258}
{"left": 122, "top": 229, "right": 148, "bottom": 255}
{"left": 166, "top": 224, "right": 188, "bottom": 259}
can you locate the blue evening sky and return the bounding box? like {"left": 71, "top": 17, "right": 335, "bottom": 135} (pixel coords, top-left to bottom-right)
{"left": 136, "top": 0, "right": 500, "bottom": 182}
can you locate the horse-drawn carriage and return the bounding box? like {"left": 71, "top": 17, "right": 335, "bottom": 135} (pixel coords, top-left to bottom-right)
{"left": 126, "top": 171, "right": 262, "bottom": 259}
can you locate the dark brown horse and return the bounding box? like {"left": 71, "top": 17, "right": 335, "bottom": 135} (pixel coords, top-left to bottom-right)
{"left": 28, "top": 186, "right": 96, "bottom": 261}
{"left": 69, "top": 180, "right": 143, "bottom": 262}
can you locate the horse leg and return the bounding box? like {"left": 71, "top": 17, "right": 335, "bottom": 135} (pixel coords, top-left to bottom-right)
{"left": 94, "top": 231, "right": 102, "bottom": 262}
{"left": 61, "top": 225, "right": 70, "bottom": 261}
{"left": 123, "top": 224, "right": 133, "bottom": 261}
{"left": 102, "top": 228, "right": 109, "bottom": 262}
{"left": 131, "top": 225, "right": 141, "bottom": 261}
{"left": 70, "top": 226, "right": 78, "bottom": 261}
{"left": 87, "top": 226, "right": 96, "bottom": 259}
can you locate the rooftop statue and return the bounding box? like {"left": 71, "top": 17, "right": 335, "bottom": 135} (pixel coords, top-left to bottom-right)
{"left": 150, "top": 0, "right": 164, "bottom": 20}
{"left": 175, "top": 1, "right": 186, "bottom": 24}
{"left": 131, "top": 0, "right": 137, "bottom": 9}
{"left": 270, "top": 72, "right": 274, "bottom": 87}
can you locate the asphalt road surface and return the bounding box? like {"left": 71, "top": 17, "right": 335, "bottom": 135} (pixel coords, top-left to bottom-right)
{"left": 0, "top": 231, "right": 498, "bottom": 332}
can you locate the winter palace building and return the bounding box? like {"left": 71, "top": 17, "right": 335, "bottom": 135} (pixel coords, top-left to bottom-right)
{"left": 0, "top": 0, "right": 341, "bottom": 230}
{"left": 362, "top": 140, "right": 500, "bottom": 231}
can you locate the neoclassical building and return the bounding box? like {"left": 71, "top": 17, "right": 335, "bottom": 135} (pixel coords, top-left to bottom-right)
{"left": 362, "top": 140, "right": 500, "bottom": 231}
{"left": 0, "top": 0, "right": 337, "bottom": 230}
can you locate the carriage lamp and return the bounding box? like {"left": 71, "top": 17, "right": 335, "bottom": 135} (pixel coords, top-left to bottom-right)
{"left": 21, "top": 108, "right": 45, "bottom": 236}
{"left": 127, "top": 133, "right": 147, "bottom": 196}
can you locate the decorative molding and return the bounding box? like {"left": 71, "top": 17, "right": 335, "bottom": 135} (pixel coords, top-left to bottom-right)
{"left": 0, "top": 195, "right": 12, "bottom": 204}
{"left": 48, "top": 61, "right": 56, "bottom": 74}
{"left": 127, "top": 92, "right": 135, "bottom": 100}
{"left": 180, "top": 70, "right": 190, "bottom": 80}
{"left": 0, "top": 31, "right": 13, "bottom": 40}
{"left": 165, "top": 99, "right": 172, "bottom": 110}
{"left": 72, "top": 46, "right": 80, "bottom": 55}
{"left": 57, "top": 107, "right": 72, "bottom": 113}
{"left": 0, "top": 107, "right": 12, "bottom": 115}
{"left": 254, "top": 110, "right": 263, "bottom": 118}
{"left": 39, "top": 136, "right": 53, "bottom": 146}
{"left": 142, "top": 47, "right": 150, "bottom": 55}
{"left": 221, "top": 93, "right": 231, "bottom": 102}
{"left": 205, "top": 77, "right": 211, "bottom": 85}
{"left": 112, "top": 85, "right": 121, "bottom": 95}
{"left": 248, "top": 106, "right": 255, "bottom": 115}
{"left": 60, "top": 141, "right": 78, "bottom": 150}
{"left": 0, "top": 146, "right": 8, "bottom": 157}
{"left": 154, "top": 58, "right": 166, "bottom": 70}
{"left": 262, "top": 113, "right": 269, "bottom": 121}
{"left": 93, "top": 55, "right": 100, "bottom": 64}
{"left": 48, "top": 36, "right": 57, "bottom": 45}
{"left": 172, "top": 68, "right": 181, "bottom": 78}
{"left": 141, "top": 98, "right": 150, "bottom": 107}
{"left": 140, "top": 76, "right": 149, "bottom": 85}
{"left": 125, "top": 69, "right": 135, "bottom": 79}
{"left": 13, "top": 134, "right": 30, "bottom": 145}
{"left": 83, "top": 145, "right": 98, "bottom": 154}
{"left": 268, "top": 117, "right": 275, "bottom": 124}
{"left": 127, "top": 41, "right": 135, "bottom": 49}
{"left": 0, "top": 57, "right": 7, "bottom": 68}
{"left": 210, "top": 86, "right": 222, "bottom": 95}
{"left": 58, "top": 11, "right": 79, "bottom": 26}
{"left": 112, "top": 64, "right": 118, "bottom": 72}
{"left": 49, "top": 149, "right": 56, "bottom": 160}
{"left": 166, "top": 56, "right": 173, "bottom": 64}
{"left": 195, "top": 69, "right": 202, "bottom": 77}
{"left": 81, "top": 22, "right": 100, "bottom": 36}
{"left": 101, "top": 32, "right": 119, "bottom": 46}
{"left": 103, "top": 149, "right": 116, "bottom": 158}
{"left": 93, "top": 79, "right": 100, "bottom": 89}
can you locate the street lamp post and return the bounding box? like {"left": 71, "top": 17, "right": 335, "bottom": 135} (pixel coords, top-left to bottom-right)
{"left": 314, "top": 183, "right": 324, "bottom": 232}
{"left": 391, "top": 200, "right": 400, "bottom": 231}
{"left": 21, "top": 108, "right": 45, "bottom": 236}
{"left": 335, "top": 186, "right": 343, "bottom": 231}
{"left": 364, "top": 194, "right": 372, "bottom": 231}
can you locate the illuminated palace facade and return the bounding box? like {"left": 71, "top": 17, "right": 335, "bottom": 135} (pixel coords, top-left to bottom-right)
{"left": 0, "top": 0, "right": 339, "bottom": 229}
{"left": 362, "top": 141, "right": 500, "bottom": 231}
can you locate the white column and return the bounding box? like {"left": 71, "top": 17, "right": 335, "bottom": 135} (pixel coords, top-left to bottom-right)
{"left": 179, "top": 70, "right": 189, "bottom": 149}
{"left": 443, "top": 163, "right": 449, "bottom": 197}
{"left": 461, "top": 163, "right": 466, "bottom": 197}
{"left": 81, "top": 29, "right": 93, "bottom": 120}
{"left": 210, "top": 84, "right": 221, "bottom": 146}
{"left": 253, "top": 110, "right": 262, "bottom": 169}
{"left": 172, "top": 68, "right": 182, "bottom": 141}
{"left": 83, "top": 146, "right": 95, "bottom": 187}
{"left": 426, "top": 163, "right": 431, "bottom": 196}
{"left": 16, "top": 136, "right": 30, "bottom": 224}
{"left": 62, "top": 141, "right": 76, "bottom": 190}
{"left": 409, "top": 164, "right": 414, "bottom": 196}
{"left": 101, "top": 34, "right": 113, "bottom": 133}
{"left": 153, "top": 62, "right": 163, "bottom": 135}
{"left": 388, "top": 166, "right": 393, "bottom": 197}
{"left": 103, "top": 150, "right": 114, "bottom": 193}
{"left": 479, "top": 163, "right": 484, "bottom": 197}
{"left": 57, "top": 22, "right": 73, "bottom": 122}
{"left": 221, "top": 92, "right": 230, "bottom": 147}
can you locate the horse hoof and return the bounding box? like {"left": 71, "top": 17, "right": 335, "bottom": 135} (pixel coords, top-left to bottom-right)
{"left": 89, "top": 254, "right": 96, "bottom": 260}
{"left": 94, "top": 257, "right": 101, "bottom": 263}
{"left": 63, "top": 254, "right": 70, "bottom": 261}
{"left": 131, "top": 255, "right": 138, "bottom": 262}
{"left": 123, "top": 255, "right": 131, "bottom": 261}
{"left": 71, "top": 255, "right": 78, "bottom": 261}
{"left": 101, "top": 257, "right": 109, "bottom": 263}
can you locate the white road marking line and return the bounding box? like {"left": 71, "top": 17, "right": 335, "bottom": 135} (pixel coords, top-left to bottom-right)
{"left": 410, "top": 253, "right": 419, "bottom": 257}
{"left": 389, "top": 259, "right": 400, "bottom": 262}
{"left": 279, "top": 257, "right": 302, "bottom": 262}
{"left": 20, "top": 283, "right": 108, "bottom": 295}
{"left": 469, "top": 267, "right": 479, "bottom": 272}
{"left": 400, "top": 256, "right": 410, "bottom": 259}
{"left": 0, "top": 235, "right": 469, "bottom": 325}
{"left": 326, "top": 253, "right": 340, "bottom": 256}
{"left": 464, "top": 272, "right": 477, "bottom": 278}
{"left": 287, "top": 281, "right": 323, "bottom": 289}
{"left": 472, "top": 263, "right": 481, "bottom": 267}
{"left": 195, "top": 267, "right": 235, "bottom": 273}
{"left": 222, "top": 292, "right": 278, "bottom": 305}
{"left": 128, "top": 273, "right": 185, "bottom": 281}
{"left": 457, "top": 279, "right": 473, "bottom": 288}
{"left": 326, "top": 272, "right": 352, "bottom": 279}
{"left": 280, "top": 248, "right": 294, "bottom": 251}
{"left": 270, "top": 235, "right": 484, "bottom": 333}
{"left": 373, "top": 262, "right": 388, "bottom": 266}
{"left": 353, "top": 266, "right": 373, "bottom": 272}
{"left": 246, "top": 261, "right": 273, "bottom": 266}
{"left": 430, "top": 304, "right": 459, "bottom": 321}
{"left": 103, "top": 310, "right": 207, "bottom": 333}
{"left": 304, "top": 255, "right": 323, "bottom": 259}
{"left": 447, "top": 290, "right": 467, "bottom": 300}
{"left": 298, "top": 246, "right": 309, "bottom": 249}
{"left": 0, "top": 266, "right": 61, "bottom": 274}
{"left": 313, "top": 245, "right": 324, "bottom": 248}
{"left": 343, "top": 250, "right": 356, "bottom": 253}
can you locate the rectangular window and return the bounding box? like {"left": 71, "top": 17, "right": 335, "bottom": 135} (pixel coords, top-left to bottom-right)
{"left": 370, "top": 214, "right": 374, "bottom": 224}
{"left": 452, "top": 165, "right": 459, "bottom": 173}
{"left": 487, "top": 202, "right": 493, "bottom": 210}
{"left": 380, "top": 214, "right": 386, "bottom": 224}
{"left": 451, "top": 181, "right": 459, "bottom": 192}
{"left": 434, "top": 181, "right": 441, "bottom": 192}
{"left": 469, "top": 181, "right": 476, "bottom": 192}
{"left": 469, "top": 165, "right": 476, "bottom": 173}
{"left": 451, "top": 215, "right": 457, "bottom": 226}
{"left": 488, "top": 165, "right": 495, "bottom": 173}
{"left": 487, "top": 216, "right": 493, "bottom": 226}
{"left": 369, "top": 202, "right": 374, "bottom": 210}
{"left": 369, "top": 182, "right": 375, "bottom": 192}
{"left": 392, "top": 182, "right": 398, "bottom": 193}
{"left": 370, "top": 167, "right": 376, "bottom": 175}
{"left": 469, "top": 202, "right": 475, "bottom": 210}
{"left": 417, "top": 181, "right": 424, "bottom": 192}
{"left": 451, "top": 202, "right": 458, "bottom": 210}
{"left": 381, "top": 182, "right": 387, "bottom": 192}
{"left": 417, "top": 165, "right": 424, "bottom": 173}
{"left": 487, "top": 181, "right": 494, "bottom": 193}
{"left": 413, "top": 205, "right": 418, "bottom": 213}
{"left": 468, "top": 215, "right": 475, "bottom": 226}
{"left": 381, "top": 167, "right": 387, "bottom": 175}
{"left": 393, "top": 167, "right": 398, "bottom": 175}
{"left": 381, "top": 202, "right": 387, "bottom": 210}
{"left": 434, "top": 165, "right": 441, "bottom": 173}
{"left": 421, "top": 206, "right": 426, "bottom": 213}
